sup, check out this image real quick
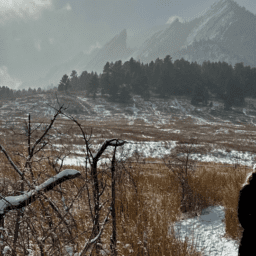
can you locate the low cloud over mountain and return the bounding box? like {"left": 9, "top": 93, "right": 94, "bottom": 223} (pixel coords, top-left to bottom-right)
{"left": 18, "top": 0, "right": 256, "bottom": 90}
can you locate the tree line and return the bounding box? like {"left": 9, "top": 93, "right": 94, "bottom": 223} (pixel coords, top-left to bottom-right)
{"left": 0, "top": 86, "right": 57, "bottom": 100}
{"left": 2, "top": 56, "right": 256, "bottom": 110}
{"left": 57, "top": 56, "right": 256, "bottom": 109}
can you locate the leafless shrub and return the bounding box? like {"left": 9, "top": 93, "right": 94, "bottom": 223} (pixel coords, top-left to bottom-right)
{"left": 163, "top": 137, "right": 209, "bottom": 215}
{"left": 0, "top": 99, "right": 128, "bottom": 255}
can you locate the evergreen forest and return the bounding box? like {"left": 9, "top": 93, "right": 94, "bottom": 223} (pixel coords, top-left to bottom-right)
{"left": 5, "top": 56, "right": 256, "bottom": 111}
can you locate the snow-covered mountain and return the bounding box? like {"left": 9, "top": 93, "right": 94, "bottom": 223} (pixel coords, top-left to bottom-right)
{"left": 84, "top": 0, "right": 256, "bottom": 73}
{"left": 132, "top": 0, "right": 256, "bottom": 67}
{"left": 180, "top": 0, "right": 256, "bottom": 66}
{"left": 18, "top": 0, "right": 256, "bottom": 90}
{"left": 127, "top": 24, "right": 171, "bottom": 50}
{"left": 171, "top": 39, "right": 249, "bottom": 67}
{"left": 132, "top": 17, "right": 203, "bottom": 63}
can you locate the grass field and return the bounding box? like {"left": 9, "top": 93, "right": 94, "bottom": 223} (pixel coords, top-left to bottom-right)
{"left": 0, "top": 112, "right": 253, "bottom": 255}
{"left": 0, "top": 93, "right": 255, "bottom": 255}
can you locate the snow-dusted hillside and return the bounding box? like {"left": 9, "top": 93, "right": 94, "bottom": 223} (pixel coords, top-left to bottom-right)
{"left": 1, "top": 91, "right": 256, "bottom": 168}
{"left": 1, "top": 91, "right": 256, "bottom": 255}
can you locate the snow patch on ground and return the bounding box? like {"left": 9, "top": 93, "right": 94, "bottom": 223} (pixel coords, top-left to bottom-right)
{"left": 55, "top": 140, "right": 256, "bottom": 170}
{"left": 161, "top": 129, "right": 180, "bottom": 133}
{"left": 171, "top": 205, "right": 239, "bottom": 256}
{"left": 215, "top": 128, "right": 229, "bottom": 134}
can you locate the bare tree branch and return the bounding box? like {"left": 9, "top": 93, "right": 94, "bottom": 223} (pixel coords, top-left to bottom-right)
{"left": 0, "top": 169, "right": 81, "bottom": 216}
{"left": 0, "top": 144, "right": 24, "bottom": 177}
{"left": 79, "top": 208, "right": 111, "bottom": 256}
{"left": 29, "top": 105, "right": 65, "bottom": 158}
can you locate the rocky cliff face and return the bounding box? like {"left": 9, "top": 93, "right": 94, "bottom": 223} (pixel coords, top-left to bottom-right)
{"left": 178, "top": 0, "right": 256, "bottom": 66}
{"left": 84, "top": 29, "right": 134, "bottom": 73}
{"left": 133, "top": 17, "right": 203, "bottom": 63}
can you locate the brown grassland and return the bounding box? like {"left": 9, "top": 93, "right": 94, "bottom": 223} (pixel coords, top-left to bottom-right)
{"left": 0, "top": 108, "right": 254, "bottom": 255}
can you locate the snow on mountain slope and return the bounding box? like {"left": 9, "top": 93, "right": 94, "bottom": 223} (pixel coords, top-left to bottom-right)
{"left": 133, "top": 17, "right": 203, "bottom": 64}
{"left": 20, "top": 0, "right": 256, "bottom": 90}
{"left": 185, "top": 0, "right": 235, "bottom": 45}
{"left": 132, "top": 0, "right": 256, "bottom": 68}
{"left": 171, "top": 38, "right": 251, "bottom": 67}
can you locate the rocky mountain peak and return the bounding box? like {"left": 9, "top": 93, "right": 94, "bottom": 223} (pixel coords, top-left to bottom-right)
{"left": 21, "top": 0, "right": 256, "bottom": 90}
{"left": 84, "top": 28, "right": 134, "bottom": 73}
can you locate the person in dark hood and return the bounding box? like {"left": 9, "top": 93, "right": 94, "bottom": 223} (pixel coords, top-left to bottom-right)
{"left": 237, "top": 171, "right": 256, "bottom": 255}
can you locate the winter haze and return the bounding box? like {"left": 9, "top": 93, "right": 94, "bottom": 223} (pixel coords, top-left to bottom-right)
{"left": 0, "top": 0, "right": 256, "bottom": 90}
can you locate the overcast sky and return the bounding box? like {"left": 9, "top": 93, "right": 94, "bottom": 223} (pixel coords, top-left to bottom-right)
{"left": 0, "top": 0, "right": 255, "bottom": 89}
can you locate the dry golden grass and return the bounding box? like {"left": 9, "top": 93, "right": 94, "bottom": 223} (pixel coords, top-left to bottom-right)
{"left": 0, "top": 142, "right": 253, "bottom": 255}
{"left": 3, "top": 106, "right": 256, "bottom": 155}
{"left": 112, "top": 160, "right": 253, "bottom": 255}
{"left": 0, "top": 140, "right": 208, "bottom": 255}
{"left": 0, "top": 111, "right": 255, "bottom": 254}
{"left": 172, "top": 161, "right": 251, "bottom": 246}
{"left": 111, "top": 161, "right": 206, "bottom": 256}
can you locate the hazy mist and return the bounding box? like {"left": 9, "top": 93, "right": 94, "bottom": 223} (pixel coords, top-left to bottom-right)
{"left": 0, "top": 0, "right": 255, "bottom": 89}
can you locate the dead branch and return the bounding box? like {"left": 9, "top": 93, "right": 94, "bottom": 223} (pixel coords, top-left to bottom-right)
{"left": 79, "top": 207, "right": 111, "bottom": 256}
{"left": 0, "top": 169, "right": 81, "bottom": 217}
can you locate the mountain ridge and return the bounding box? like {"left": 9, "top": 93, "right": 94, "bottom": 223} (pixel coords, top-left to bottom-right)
{"left": 18, "top": 0, "right": 256, "bottom": 90}
{"left": 83, "top": 29, "right": 134, "bottom": 73}
{"left": 131, "top": 0, "right": 256, "bottom": 67}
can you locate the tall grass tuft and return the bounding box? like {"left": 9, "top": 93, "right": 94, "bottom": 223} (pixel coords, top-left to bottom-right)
{"left": 114, "top": 162, "right": 205, "bottom": 255}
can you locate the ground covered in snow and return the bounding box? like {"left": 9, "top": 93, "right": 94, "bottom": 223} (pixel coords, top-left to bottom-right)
{"left": 172, "top": 205, "right": 240, "bottom": 256}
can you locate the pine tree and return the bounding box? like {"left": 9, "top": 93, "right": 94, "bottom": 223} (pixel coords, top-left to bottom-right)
{"left": 191, "top": 80, "right": 209, "bottom": 106}
{"left": 129, "top": 58, "right": 137, "bottom": 75}
{"left": 58, "top": 74, "right": 70, "bottom": 92}
{"left": 103, "top": 62, "right": 111, "bottom": 73}
{"left": 157, "top": 69, "right": 170, "bottom": 98}
{"left": 16, "top": 90, "right": 22, "bottom": 98}
{"left": 70, "top": 70, "right": 78, "bottom": 90}
{"left": 118, "top": 85, "right": 132, "bottom": 103}
{"left": 111, "top": 60, "right": 124, "bottom": 87}
{"left": 108, "top": 76, "right": 119, "bottom": 101}
{"left": 233, "top": 63, "right": 246, "bottom": 106}
{"left": 79, "top": 71, "right": 89, "bottom": 91}
{"left": 64, "top": 79, "right": 71, "bottom": 91}
{"left": 124, "top": 72, "right": 131, "bottom": 88}
{"left": 100, "top": 72, "right": 111, "bottom": 96}
{"left": 151, "top": 64, "right": 161, "bottom": 94}
{"left": 129, "top": 70, "right": 149, "bottom": 98}
{"left": 139, "top": 75, "right": 150, "bottom": 100}
{"left": 87, "top": 73, "right": 99, "bottom": 97}
{"left": 224, "top": 75, "right": 245, "bottom": 109}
